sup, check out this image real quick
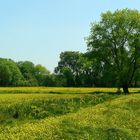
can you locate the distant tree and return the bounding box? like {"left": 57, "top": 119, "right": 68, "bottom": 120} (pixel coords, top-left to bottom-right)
{"left": 61, "top": 67, "right": 75, "bottom": 87}
{"left": 55, "top": 51, "right": 95, "bottom": 87}
{"left": 17, "top": 61, "right": 38, "bottom": 86}
{"left": 55, "top": 51, "right": 80, "bottom": 87}
{"left": 0, "top": 58, "right": 24, "bottom": 86}
{"left": 44, "top": 74, "right": 58, "bottom": 87}
{"left": 86, "top": 9, "right": 140, "bottom": 93}
{"left": 34, "top": 64, "right": 50, "bottom": 86}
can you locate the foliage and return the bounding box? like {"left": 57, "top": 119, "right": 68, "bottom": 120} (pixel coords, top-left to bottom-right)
{"left": 0, "top": 59, "right": 54, "bottom": 87}
{"left": 34, "top": 64, "right": 50, "bottom": 86}
{"left": 17, "top": 61, "right": 38, "bottom": 86}
{"left": 86, "top": 9, "right": 140, "bottom": 93}
{"left": 0, "top": 58, "right": 24, "bottom": 86}
{"left": 55, "top": 51, "right": 94, "bottom": 87}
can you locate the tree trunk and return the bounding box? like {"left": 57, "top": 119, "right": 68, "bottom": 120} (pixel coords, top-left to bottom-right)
{"left": 123, "top": 83, "right": 129, "bottom": 94}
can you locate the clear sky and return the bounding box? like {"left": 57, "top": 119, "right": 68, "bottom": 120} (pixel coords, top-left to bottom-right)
{"left": 0, "top": 0, "right": 140, "bottom": 72}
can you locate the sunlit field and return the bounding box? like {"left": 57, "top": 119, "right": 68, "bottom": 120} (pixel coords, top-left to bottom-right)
{"left": 0, "top": 87, "right": 140, "bottom": 94}
{"left": 0, "top": 87, "right": 140, "bottom": 140}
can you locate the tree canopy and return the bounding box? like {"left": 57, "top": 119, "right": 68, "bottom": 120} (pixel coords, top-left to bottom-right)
{"left": 0, "top": 58, "right": 24, "bottom": 86}
{"left": 86, "top": 9, "right": 140, "bottom": 93}
{"left": 55, "top": 51, "right": 95, "bottom": 87}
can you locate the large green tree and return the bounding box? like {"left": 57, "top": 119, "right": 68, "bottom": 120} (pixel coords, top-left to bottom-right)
{"left": 55, "top": 51, "right": 95, "bottom": 87}
{"left": 0, "top": 58, "right": 24, "bottom": 86}
{"left": 55, "top": 51, "right": 80, "bottom": 87}
{"left": 86, "top": 9, "right": 140, "bottom": 93}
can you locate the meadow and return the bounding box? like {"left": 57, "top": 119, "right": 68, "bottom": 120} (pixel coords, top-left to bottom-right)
{"left": 0, "top": 87, "right": 139, "bottom": 140}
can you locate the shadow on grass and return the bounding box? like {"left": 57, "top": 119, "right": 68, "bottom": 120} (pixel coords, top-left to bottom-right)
{"left": 48, "top": 90, "right": 140, "bottom": 95}
{"left": 48, "top": 91, "right": 120, "bottom": 95}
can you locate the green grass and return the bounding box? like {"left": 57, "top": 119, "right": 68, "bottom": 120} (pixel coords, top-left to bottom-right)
{"left": 0, "top": 93, "right": 118, "bottom": 123}
{"left": 0, "top": 88, "right": 139, "bottom": 140}
{"left": 0, "top": 87, "right": 139, "bottom": 94}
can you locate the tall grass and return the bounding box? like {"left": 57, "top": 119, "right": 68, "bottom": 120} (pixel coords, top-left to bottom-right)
{"left": 0, "top": 87, "right": 139, "bottom": 140}
{"left": 0, "top": 94, "right": 139, "bottom": 140}
{"left": 0, "top": 93, "right": 118, "bottom": 122}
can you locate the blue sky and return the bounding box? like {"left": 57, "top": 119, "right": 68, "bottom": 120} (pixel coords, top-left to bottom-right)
{"left": 0, "top": 0, "right": 140, "bottom": 72}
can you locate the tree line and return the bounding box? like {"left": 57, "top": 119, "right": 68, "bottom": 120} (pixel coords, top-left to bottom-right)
{"left": 0, "top": 9, "right": 140, "bottom": 93}
{"left": 0, "top": 58, "right": 53, "bottom": 86}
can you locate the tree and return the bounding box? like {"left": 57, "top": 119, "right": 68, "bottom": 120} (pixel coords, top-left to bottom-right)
{"left": 55, "top": 51, "right": 80, "bottom": 86}
{"left": 0, "top": 58, "right": 24, "bottom": 86}
{"left": 44, "top": 74, "right": 58, "bottom": 87}
{"left": 55, "top": 51, "right": 95, "bottom": 87}
{"left": 34, "top": 64, "right": 50, "bottom": 86}
{"left": 17, "top": 61, "right": 38, "bottom": 86}
{"left": 86, "top": 9, "right": 140, "bottom": 93}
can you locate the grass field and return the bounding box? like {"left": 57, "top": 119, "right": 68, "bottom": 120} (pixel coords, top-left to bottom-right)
{"left": 0, "top": 87, "right": 139, "bottom": 140}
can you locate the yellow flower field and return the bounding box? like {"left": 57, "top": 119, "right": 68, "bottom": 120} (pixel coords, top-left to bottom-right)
{"left": 0, "top": 87, "right": 139, "bottom": 140}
